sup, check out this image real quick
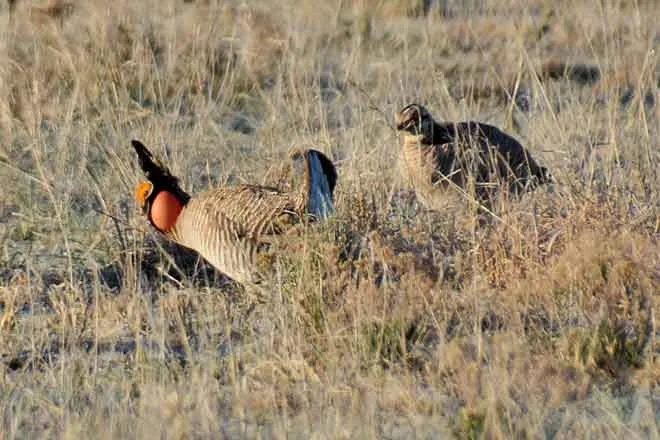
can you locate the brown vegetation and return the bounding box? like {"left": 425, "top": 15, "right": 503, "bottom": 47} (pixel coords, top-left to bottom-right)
{"left": 0, "top": 0, "right": 657, "bottom": 438}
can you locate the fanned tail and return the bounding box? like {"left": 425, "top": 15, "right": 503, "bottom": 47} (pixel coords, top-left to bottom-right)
{"left": 290, "top": 149, "right": 338, "bottom": 220}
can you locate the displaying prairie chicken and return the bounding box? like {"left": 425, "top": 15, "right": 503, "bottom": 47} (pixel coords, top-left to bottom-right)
{"left": 132, "top": 140, "right": 337, "bottom": 288}
{"left": 395, "top": 103, "right": 551, "bottom": 208}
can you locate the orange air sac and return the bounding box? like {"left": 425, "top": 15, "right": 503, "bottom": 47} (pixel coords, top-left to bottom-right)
{"left": 149, "top": 191, "right": 183, "bottom": 232}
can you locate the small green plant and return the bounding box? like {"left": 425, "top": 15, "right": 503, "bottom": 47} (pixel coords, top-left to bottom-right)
{"left": 456, "top": 408, "right": 486, "bottom": 440}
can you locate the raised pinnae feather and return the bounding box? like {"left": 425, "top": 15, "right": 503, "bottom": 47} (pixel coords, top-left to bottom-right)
{"left": 132, "top": 140, "right": 190, "bottom": 205}
{"left": 132, "top": 140, "right": 172, "bottom": 181}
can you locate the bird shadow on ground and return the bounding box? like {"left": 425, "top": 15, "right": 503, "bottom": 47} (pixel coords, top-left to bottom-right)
{"left": 0, "top": 233, "right": 245, "bottom": 373}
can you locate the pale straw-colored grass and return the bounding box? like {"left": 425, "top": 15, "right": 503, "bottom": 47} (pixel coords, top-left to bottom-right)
{"left": 0, "top": 0, "right": 657, "bottom": 438}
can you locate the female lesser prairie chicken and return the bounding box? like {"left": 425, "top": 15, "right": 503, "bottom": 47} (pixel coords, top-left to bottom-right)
{"left": 132, "top": 140, "right": 337, "bottom": 289}
{"left": 395, "top": 103, "right": 551, "bottom": 209}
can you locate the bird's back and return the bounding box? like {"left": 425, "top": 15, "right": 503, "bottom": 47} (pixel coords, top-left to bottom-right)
{"left": 168, "top": 185, "right": 299, "bottom": 286}
{"left": 430, "top": 121, "right": 549, "bottom": 193}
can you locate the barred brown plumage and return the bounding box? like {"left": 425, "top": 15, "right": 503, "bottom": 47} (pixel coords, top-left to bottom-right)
{"left": 132, "top": 140, "right": 337, "bottom": 288}
{"left": 395, "top": 103, "right": 551, "bottom": 209}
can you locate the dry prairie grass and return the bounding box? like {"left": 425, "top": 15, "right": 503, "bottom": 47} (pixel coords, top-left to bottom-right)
{"left": 0, "top": 0, "right": 658, "bottom": 438}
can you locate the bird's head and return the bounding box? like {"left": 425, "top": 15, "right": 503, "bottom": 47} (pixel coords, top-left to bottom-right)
{"left": 395, "top": 103, "right": 434, "bottom": 137}
{"left": 132, "top": 140, "right": 189, "bottom": 233}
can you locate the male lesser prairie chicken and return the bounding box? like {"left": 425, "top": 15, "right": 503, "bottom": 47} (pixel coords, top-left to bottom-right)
{"left": 132, "top": 140, "right": 337, "bottom": 288}
{"left": 395, "top": 103, "right": 551, "bottom": 209}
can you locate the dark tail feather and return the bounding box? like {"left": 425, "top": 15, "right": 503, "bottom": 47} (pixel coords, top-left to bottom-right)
{"left": 308, "top": 149, "right": 338, "bottom": 196}
{"left": 292, "top": 149, "right": 338, "bottom": 220}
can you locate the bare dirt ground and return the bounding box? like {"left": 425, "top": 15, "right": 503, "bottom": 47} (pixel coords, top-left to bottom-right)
{"left": 0, "top": 0, "right": 658, "bottom": 438}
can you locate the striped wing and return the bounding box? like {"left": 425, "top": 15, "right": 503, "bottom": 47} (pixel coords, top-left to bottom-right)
{"left": 170, "top": 185, "right": 298, "bottom": 285}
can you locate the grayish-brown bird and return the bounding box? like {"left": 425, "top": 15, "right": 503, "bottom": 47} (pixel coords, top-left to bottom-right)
{"left": 27, "top": 0, "right": 74, "bottom": 24}
{"left": 132, "top": 140, "right": 337, "bottom": 289}
{"left": 395, "top": 103, "right": 551, "bottom": 208}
